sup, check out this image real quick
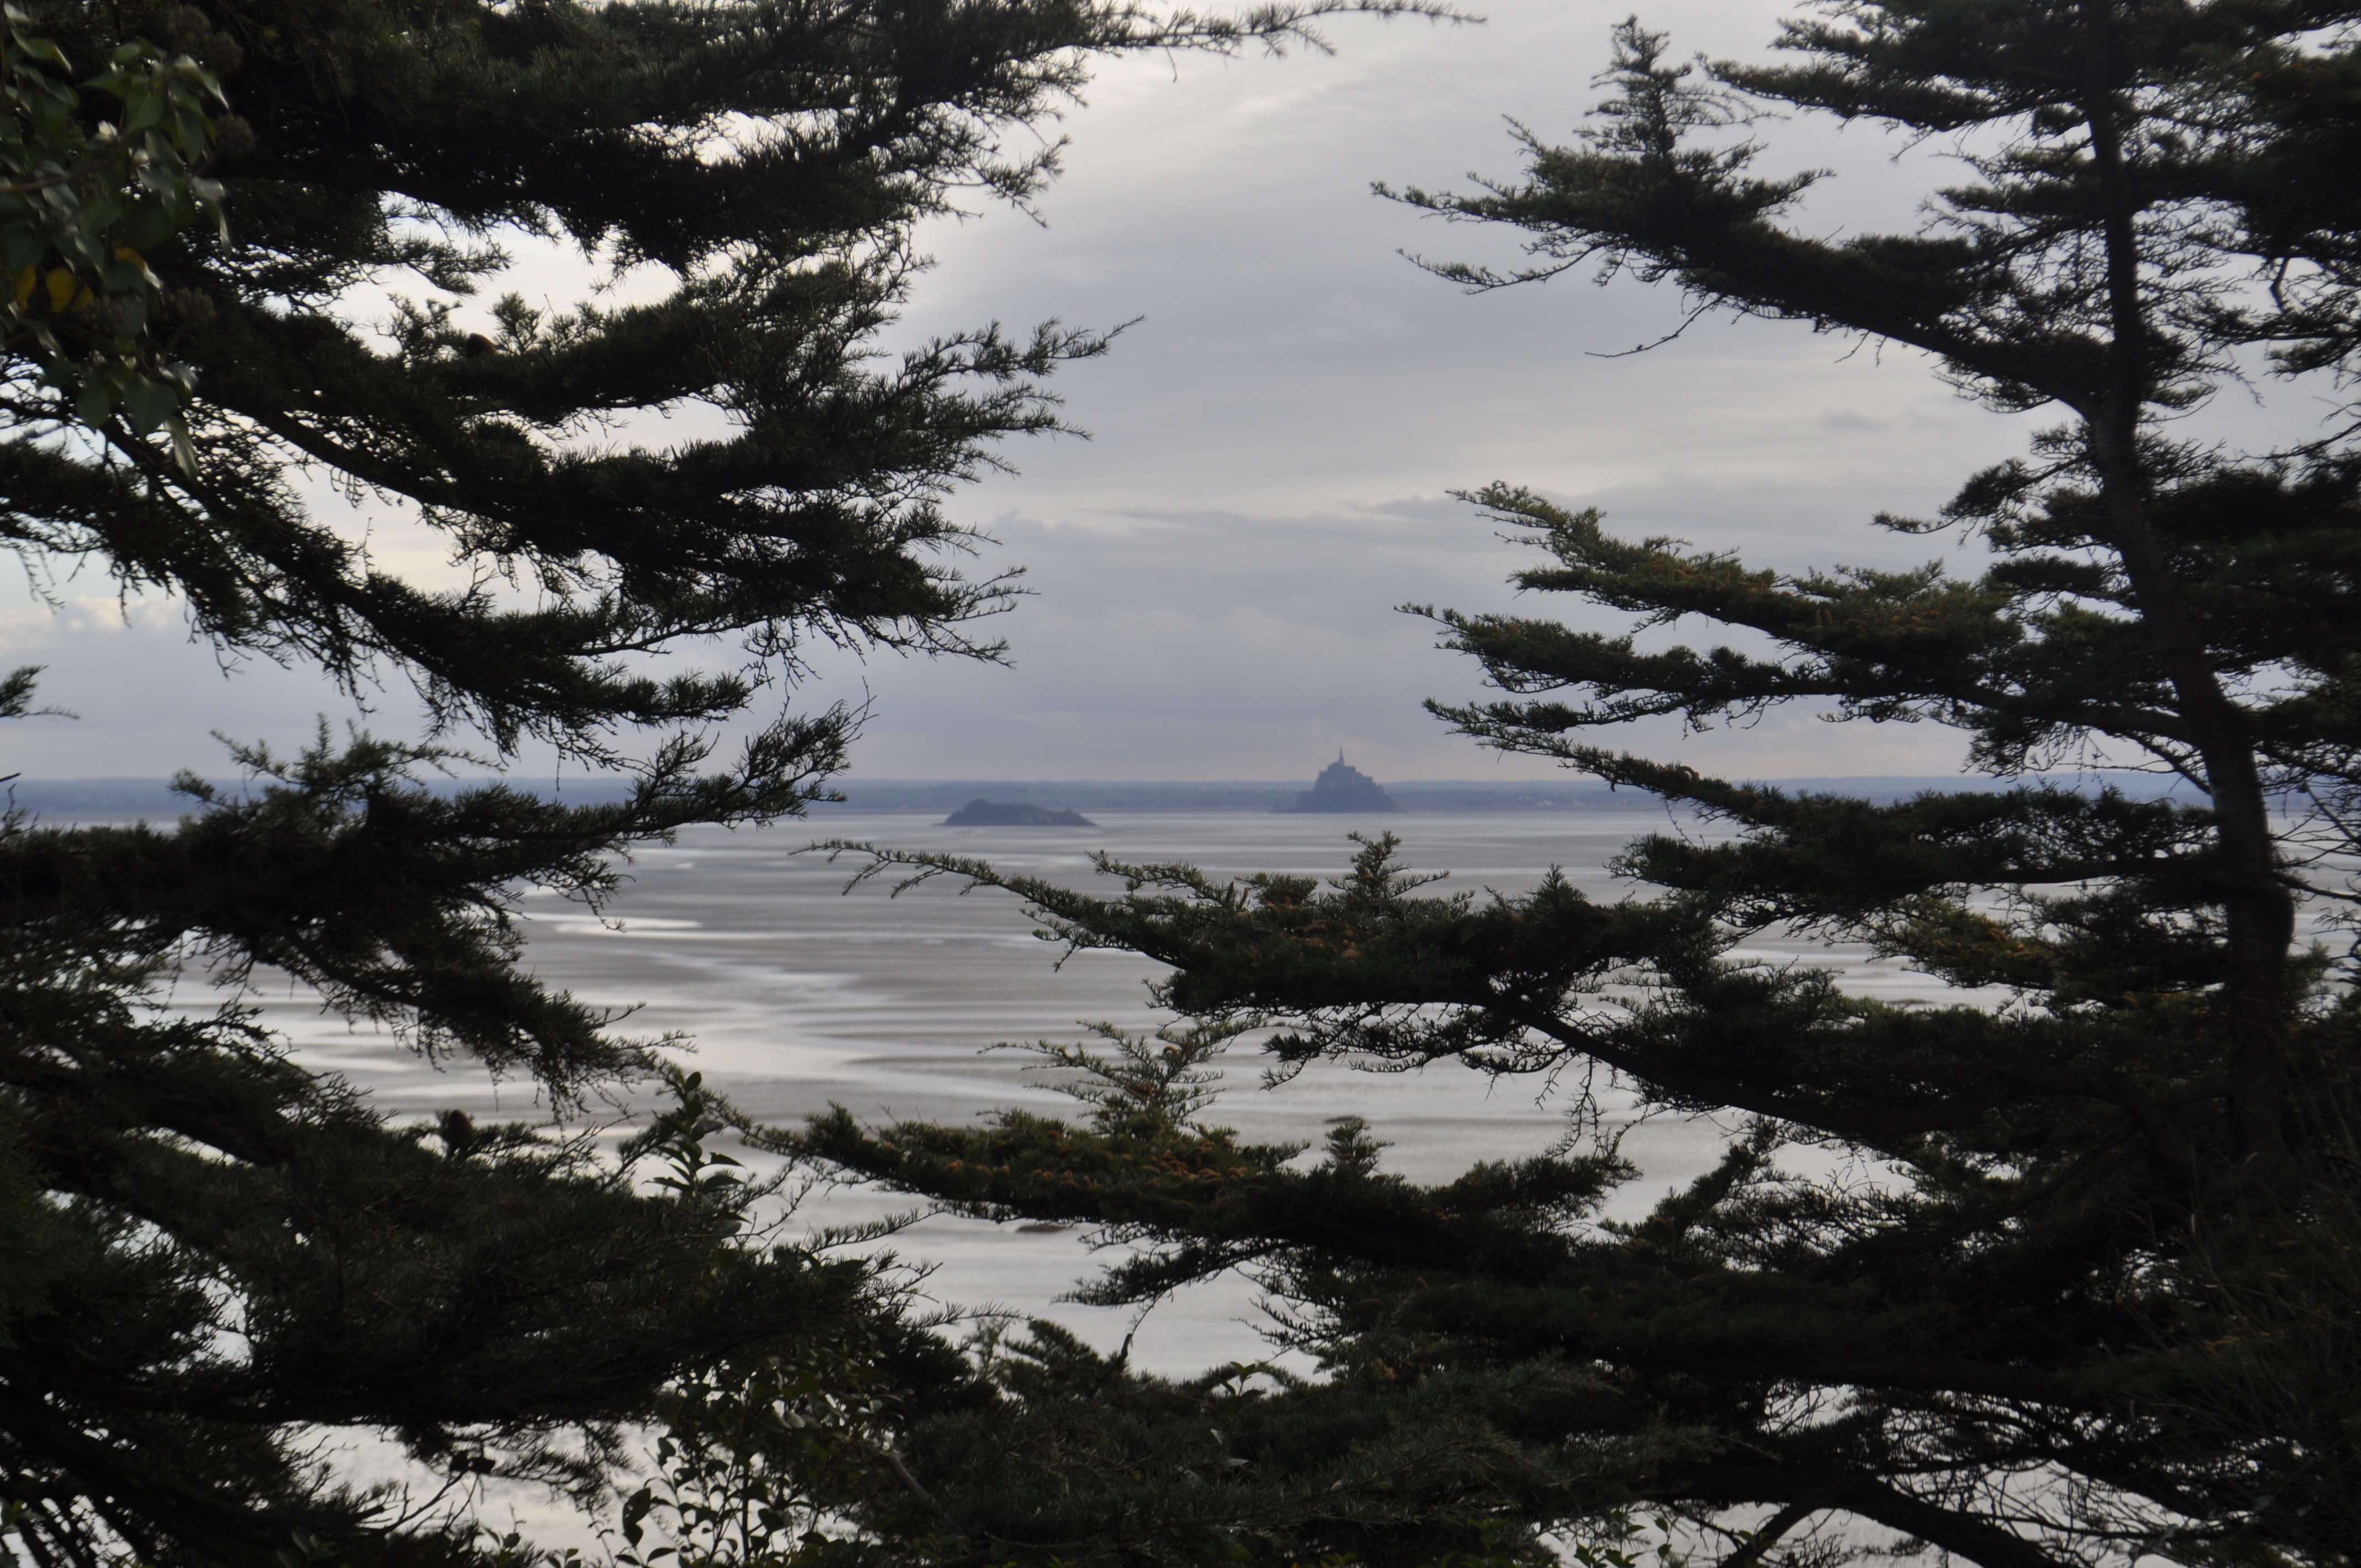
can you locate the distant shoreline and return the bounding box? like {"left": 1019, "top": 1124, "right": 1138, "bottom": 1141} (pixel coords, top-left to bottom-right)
{"left": 6, "top": 772, "right": 2207, "bottom": 817}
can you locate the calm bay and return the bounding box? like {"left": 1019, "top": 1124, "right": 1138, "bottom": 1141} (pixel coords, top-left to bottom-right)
{"left": 262, "top": 805, "right": 1954, "bottom": 1376}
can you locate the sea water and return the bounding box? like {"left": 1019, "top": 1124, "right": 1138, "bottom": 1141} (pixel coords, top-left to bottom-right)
{"left": 275, "top": 807, "right": 1952, "bottom": 1376}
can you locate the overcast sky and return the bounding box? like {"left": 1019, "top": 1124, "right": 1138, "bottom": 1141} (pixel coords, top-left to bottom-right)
{"left": 0, "top": 0, "right": 2325, "bottom": 785}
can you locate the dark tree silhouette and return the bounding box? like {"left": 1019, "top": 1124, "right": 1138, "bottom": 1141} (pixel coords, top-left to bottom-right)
{"left": 803, "top": 4, "right": 2361, "bottom": 1564}
{"left": 0, "top": 1, "right": 1446, "bottom": 1561}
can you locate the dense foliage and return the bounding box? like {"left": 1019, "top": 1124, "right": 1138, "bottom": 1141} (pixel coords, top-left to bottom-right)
{"left": 0, "top": 2, "right": 223, "bottom": 460}
{"left": 0, "top": 1, "right": 1440, "bottom": 1562}
{"left": 803, "top": 2, "right": 2361, "bottom": 1565}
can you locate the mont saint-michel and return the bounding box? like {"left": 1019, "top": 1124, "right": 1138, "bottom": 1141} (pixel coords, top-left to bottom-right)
{"left": 1275, "top": 755, "right": 1400, "bottom": 814}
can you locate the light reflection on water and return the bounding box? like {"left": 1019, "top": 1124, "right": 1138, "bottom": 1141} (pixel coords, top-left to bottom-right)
{"left": 257, "top": 808, "right": 1974, "bottom": 1374}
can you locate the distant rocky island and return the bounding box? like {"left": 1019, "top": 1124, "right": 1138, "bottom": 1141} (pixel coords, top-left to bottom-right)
{"left": 941, "top": 798, "right": 1096, "bottom": 827}
{"left": 1276, "top": 755, "right": 1400, "bottom": 814}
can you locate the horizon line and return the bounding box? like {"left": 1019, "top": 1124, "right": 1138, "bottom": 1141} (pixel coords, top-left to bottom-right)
{"left": 5, "top": 768, "right": 2183, "bottom": 786}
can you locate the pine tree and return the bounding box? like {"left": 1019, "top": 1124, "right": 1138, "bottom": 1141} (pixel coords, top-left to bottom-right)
{"left": 0, "top": 4, "right": 224, "bottom": 459}
{"left": 802, "top": 3, "right": 2361, "bottom": 1564}
{"left": 0, "top": 2, "right": 1444, "bottom": 1562}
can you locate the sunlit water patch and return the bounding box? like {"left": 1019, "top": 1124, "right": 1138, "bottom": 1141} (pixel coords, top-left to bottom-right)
{"left": 243, "top": 807, "right": 2008, "bottom": 1376}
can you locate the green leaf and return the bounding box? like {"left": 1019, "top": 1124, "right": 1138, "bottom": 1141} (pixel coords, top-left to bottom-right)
{"left": 121, "top": 374, "right": 176, "bottom": 435}
{"left": 118, "top": 90, "right": 164, "bottom": 136}
{"left": 73, "top": 375, "right": 112, "bottom": 427}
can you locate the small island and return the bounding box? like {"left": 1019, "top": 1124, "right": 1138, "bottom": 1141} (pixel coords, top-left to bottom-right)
{"left": 1276, "top": 755, "right": 1400, "bottom": 814}
{"left": 942, "top": 798, "right": 1096, "bottom": 827}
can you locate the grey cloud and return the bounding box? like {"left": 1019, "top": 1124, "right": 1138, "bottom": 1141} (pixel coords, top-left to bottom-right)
{"left": 2, "top": 0, "right": 2328, "bottom": 785}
